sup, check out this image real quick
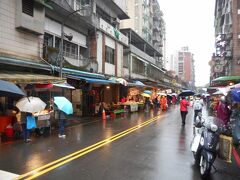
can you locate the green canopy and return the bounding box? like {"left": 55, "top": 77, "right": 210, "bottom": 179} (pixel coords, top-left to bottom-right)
{"left": 212, "top": 76, "right": 240, "bottom": 82}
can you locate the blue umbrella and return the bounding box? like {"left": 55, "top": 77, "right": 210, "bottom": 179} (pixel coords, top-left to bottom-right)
{"left": 178, "top": 90, "right": 195, "bottom": 97}
{"left": 231, "top": 88, "right": 240, "bottom": 102}
{"left": 0, "top": 80, "right": 26, "bottom": 97}
{"left": 54, "top": 97, "right": 73, "bottom": 115}
{"left": 144, "top": 90, "right": 152, "bottom": 94}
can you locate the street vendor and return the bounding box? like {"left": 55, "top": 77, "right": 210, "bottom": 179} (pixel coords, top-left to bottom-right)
{"left": 215, "top": 96, "right": 230, "bottom": 125}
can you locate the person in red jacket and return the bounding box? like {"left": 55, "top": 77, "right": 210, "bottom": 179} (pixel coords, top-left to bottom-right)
{"left": 180, "top": 96, "right": 190, "bottom": 126}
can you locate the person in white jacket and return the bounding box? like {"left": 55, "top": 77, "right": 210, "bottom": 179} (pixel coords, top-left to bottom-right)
{"left": 193, "top": 95, "right": 204, "bottom": 123}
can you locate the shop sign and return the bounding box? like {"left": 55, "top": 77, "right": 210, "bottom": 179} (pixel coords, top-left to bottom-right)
{"left": 166, "top": 89, "right": 172, "bottom": 93}
{"left": 214, "top": 64, "right": 223, "bottom": 73}
{"left": 99, "top": 18, "right": 129, "bottom": 46}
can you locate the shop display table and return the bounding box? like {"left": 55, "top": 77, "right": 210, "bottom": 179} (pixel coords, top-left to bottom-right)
{"left": 34, "top": 112, "right": 52, "bottom": 135}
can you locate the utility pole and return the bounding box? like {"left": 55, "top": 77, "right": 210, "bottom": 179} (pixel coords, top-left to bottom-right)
{"left": 59, "top": 9, "right": 81, "bottom": 78}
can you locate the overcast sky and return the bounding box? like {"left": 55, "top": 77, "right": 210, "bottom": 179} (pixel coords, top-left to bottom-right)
{"left": 158, "top": 0, "right": 215, "bottom": 86}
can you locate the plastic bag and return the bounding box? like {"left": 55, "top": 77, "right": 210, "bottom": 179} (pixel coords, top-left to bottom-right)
{"left": 27, "top": 116, "right": 36, "bottom": 129}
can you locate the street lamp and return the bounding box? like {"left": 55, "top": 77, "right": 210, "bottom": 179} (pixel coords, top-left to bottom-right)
{"left": 59, "top": 9, "right": 81, "bottom": 78}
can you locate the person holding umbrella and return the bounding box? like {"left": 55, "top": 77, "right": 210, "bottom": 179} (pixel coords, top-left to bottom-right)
{"left": 53, "top": 97, "right": 73, "bottom": 138}
{"left": 180, "top": 96, "right": 190, "bottom": 126}
{"left": 57, "top": 110, "right": 67, "bottom": 138}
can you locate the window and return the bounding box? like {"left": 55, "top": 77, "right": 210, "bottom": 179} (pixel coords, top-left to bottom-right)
{"left": 123, "top": 55, "right": 129, "bottom": 68}
{"left": 44, "top": 33, "right": 54, "bottom": 47}
{"left": 22, "top": 0, "right": 34, "bottom": 17}
{"left": 55, "top": 37, "right": 78, "bottom": 59}
{"left": 63, "top": 40, "right": 78, "bottom": 59}
{"left": 43, "top": 33, "right": 54, "bottom": 59}
{"left": 79, "top": 46, "right": 88, "bottom": 59}
{"left": 105, "top": 46, "right": 115, "bottom": 64}
{"left": 132, "top": 57, "right": 145, "bottom": 75}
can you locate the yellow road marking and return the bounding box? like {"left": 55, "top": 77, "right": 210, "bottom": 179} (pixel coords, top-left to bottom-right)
{"left": 15, "top": 115, "right": 161, "bottom": 180}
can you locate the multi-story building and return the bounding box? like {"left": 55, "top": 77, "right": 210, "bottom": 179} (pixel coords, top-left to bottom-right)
{"left": 0, "top": 0, "right": 130, "bottom": 116}
{"left": 152, "top": 0, "right": 166, "bottom": 67}
{"left": 169, "top": 47, "right": 195, "bottom": 89}
{"left": 120, "top": 0, "right": 153, "bottom": 44}
{"left": 0, "top": 0, "right": 185, "bottom": 118}
{"left": 120, "top": 0, "right": 166, "bottom": 69}
{"left": 210, "top": 0, "right": 240, "bottom": 84}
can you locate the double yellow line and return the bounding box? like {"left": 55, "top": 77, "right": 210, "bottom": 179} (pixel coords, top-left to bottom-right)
{"left": 15, "top": 115, "right": 161, "bottom": 180}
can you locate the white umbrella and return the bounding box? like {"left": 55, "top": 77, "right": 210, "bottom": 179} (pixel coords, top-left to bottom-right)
{"left": 212, "top": 91, "right": 223, "bottom": 95}
{"left": 116, "top": 78, "right": 128, "bottom": 86}
{"left": 157, "top": 92, "right": 166, "bottom": 96}
{"left": 16, "top": 96, "right": 46, "bottom": 113}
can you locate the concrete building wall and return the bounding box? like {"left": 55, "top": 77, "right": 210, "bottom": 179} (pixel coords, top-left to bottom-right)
{"left": 120, "top": 0, "right": 135, "bottom": 31}
{"left": 231, "top": 0, "right": 240, "bottom": 75}
{"left": 97, "top": 31, "right": 103, "bottom": 73}
{"left": 117, "top": 44, "right": 123, "bottom": 77}
{"left": 114, "top": 0, "right": 127, "bottom": 13}
{"left": 44, "top": 17, "right": 87, "bottom": 47}
{"left": 0, "top": 0, "right": 42, "bottom": 60}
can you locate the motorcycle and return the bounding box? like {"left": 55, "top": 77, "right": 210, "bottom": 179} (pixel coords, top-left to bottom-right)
{"left": 190, "top": 113, "right": 219, "bottom": 178}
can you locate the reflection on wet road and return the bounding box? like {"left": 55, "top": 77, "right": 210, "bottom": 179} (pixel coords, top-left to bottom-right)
{"left": 0, "top": 106, "right": 239, "bottom": 180}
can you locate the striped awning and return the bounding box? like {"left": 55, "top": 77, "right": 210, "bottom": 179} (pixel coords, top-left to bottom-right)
{"left": 0, "top": 71, "right": 64, "bottom": 84}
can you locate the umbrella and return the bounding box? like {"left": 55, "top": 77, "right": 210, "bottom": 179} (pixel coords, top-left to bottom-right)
{"left": 144, "top": 90, "right": 152, "bottom": 94}
{"left": 212, "top": 90, "right": 223, "bottom": 95}
{"left": 167, "top": 94, "right": 173, "bottom": 99}
{"left": 54, "top": 97, "right": 73, "bottom": 115}
{"left": 231, "top": 88, "right": 240, "bottom": 102}
{"left": 116, "top": 78, "right": 128, "bottom": 86}
{"left": 16, "top": 96, "right": 46, "bottom": 113}
{"left": 141, "top": 93, "right": 150, "bottom": 98}
{"left": 135, "top": 81, "right": 146, "bottom": 86}
{"left": 178, "top": 90, "right": 195, "bottom": 96}
{"left": 157, "top": 92, "right": 166, "bottom": 96}
{"left": 171, "top": 93, "right": 178, "bottom": 96}
{"left": 53, "top": 82, "right": 75, "bottom": 89}
{"left": 0, "top": 80, "right": 26, "bottom": 97}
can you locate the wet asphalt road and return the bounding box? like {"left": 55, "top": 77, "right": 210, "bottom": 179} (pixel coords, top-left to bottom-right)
{"left": 0, "top": 105, "right": 240, "bottom": 180}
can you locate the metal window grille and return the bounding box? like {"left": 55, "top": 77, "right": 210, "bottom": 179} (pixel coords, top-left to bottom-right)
{"left": 22, "top": 0, "right": 34, "bottom": 17}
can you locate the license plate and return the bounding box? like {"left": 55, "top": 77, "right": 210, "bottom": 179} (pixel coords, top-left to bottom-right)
{"left": 191, "top": 135, "right": 201, "bottom": 152}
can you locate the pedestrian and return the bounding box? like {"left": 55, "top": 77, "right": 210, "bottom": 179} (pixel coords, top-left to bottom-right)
{"left": 20, "top": 112, "right": 34, "bottom": 143}
{"left": 58, "top": 110, "right": 67, "bottom": 138}
{"left": 160, "top": 95, "right": 167, "bottom": 111}
{"left": 153, "top": 97, "right": 159, "bottom": 109}
{"left": 144, "top": 97, "right": 151, "bottom": 112}
{"left": 215, "top": 96, "right": 230, "bottom": 126}
{"left": 180, "top": 96, "right": 190, "bottom": 126}
{"left": 192, "top": 95, "right": 204, "bottom": 123}
{"left": 172, "top": 95, "right": 177, "bottom": 105}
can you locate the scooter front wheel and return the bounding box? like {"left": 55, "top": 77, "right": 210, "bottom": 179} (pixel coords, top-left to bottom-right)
{"left": 200, "top": 154, "right": 211, "bottom": 178}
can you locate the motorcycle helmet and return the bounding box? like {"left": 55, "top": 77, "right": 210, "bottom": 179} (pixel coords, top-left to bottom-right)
{"left": 220, "top": 96, "right": 226, "bottom": 102}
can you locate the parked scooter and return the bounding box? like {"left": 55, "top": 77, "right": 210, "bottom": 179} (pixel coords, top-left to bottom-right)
{"left": 190, "top": 113, "right": 219, "bottom": 178}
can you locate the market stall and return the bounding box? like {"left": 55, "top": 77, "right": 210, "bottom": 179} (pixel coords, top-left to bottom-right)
{"left": 34, "top": 110, "right": 52, "bottom": 135}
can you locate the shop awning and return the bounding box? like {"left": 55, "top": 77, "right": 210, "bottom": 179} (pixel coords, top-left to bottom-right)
{"left": 53, "top": 82, "right": 75, "bottom": 89}
{"left": 0, "top": 71, "right": 64, "bottom": 84}
{"left": 67, "top": 75, "right": 116, "bottom": 85}
{"left": 212, "top": 76, "right": 240, "bottom": 82}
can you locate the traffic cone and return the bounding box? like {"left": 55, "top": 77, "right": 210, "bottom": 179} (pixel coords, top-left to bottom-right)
{"left": 102, "top": 109, "right": 106, "bottom": 120}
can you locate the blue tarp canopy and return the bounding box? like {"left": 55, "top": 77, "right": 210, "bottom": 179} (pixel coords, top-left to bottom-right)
{"left": 67, "top": 75, "right": 116, "bottom": 85}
